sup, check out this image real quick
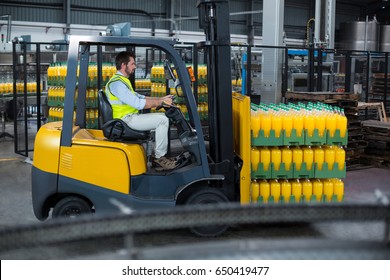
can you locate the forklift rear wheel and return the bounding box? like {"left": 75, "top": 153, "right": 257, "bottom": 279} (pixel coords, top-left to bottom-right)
{"left": 185, "top": 187, "right": 229, "bottom": 237}
{"left": 52, "top": 196, "right": 93, "bottom": 219}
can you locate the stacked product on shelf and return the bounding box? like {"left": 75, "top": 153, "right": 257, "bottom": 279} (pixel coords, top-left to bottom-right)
{"left": 232, "top": 78, "right": 242, "bottom": 88}
{"left": 135, "top": 79, "right": 151, "bottom": 91}
{"left": 250, "top": 102, "right": 348, "bottom": 204}
{"left": 46, "top": 63, "right": 116, "bottom": 129}
{"left": 194, "top": 64, "right": 208, "bottom": 122}
{"left": 150, "top": 63, "right": 209, "bottom": 123}
{"left": 0, "top": 81, "right": 40, "bottom": 95}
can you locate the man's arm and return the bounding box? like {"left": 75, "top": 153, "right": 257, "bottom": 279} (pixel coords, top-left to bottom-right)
{"left": 109, "top": 81, "right": 172, "bottom": 110}
{"left": 144, "top": 95, "right": 173, "bottom": 109}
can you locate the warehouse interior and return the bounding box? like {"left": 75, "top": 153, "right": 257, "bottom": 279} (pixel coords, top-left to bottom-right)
{"left": 1, "top": 0, "right": 390, "bottom": 260}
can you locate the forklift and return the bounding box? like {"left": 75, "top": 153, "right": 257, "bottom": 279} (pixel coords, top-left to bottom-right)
{"left": 32, "top": 0, "right": 247, "bottom": 236}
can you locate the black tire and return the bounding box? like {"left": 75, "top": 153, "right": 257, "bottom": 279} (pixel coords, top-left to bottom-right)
{"left": 52, "top": 196, "right": 93, "bottom": 219}
{"left": 185, "top": 187, "right": 229, "bottom": 237}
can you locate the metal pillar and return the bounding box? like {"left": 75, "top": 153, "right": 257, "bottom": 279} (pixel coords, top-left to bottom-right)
{"left": 314, "top": 0, "right": 321, "bottom": 47}
{"left": 261, "top": 0, "right": 284, "bottom": 103}
{"left": 325, "top": 0, "right": 336, "bottom": 49}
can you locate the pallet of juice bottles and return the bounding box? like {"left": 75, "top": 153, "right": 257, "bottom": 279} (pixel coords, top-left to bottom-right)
{"left": 250, "top": 101, "right": 347, "bottom": 204}
{"left": 251, "top": 102, "right": 348, "bottom": 146}
{"left": 47, "top": 86, "right": 98, "bottom": 108}
{"left": 47, "top": 63, "right": 67, "bottom": 87}
{"left": 250, "top": 178, "right": 344, "bottom": 204}
{"left": 250, "top": 146, "right": 346, "bottom": 180}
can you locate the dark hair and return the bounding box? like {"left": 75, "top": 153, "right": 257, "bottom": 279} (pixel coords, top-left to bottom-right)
{"left": 115, "top": 51, "right": 135, "bottom": 70}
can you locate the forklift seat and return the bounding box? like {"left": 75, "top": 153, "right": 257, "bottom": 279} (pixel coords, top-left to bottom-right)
{"left": 98, "top": 90, "right": 150, "bottom": 141}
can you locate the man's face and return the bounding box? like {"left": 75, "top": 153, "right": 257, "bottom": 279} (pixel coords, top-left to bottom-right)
{"left": 124, "top": 57, "right": 136, "bottom": 76}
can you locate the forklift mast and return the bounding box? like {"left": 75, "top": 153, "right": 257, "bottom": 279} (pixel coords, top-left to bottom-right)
{"left": 197, "top": 0, "right": 237, "bottom": 200}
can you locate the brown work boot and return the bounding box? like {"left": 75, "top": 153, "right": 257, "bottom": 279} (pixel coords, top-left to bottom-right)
{"left": 152, "top": 156, "right": 178, "bottom": 171}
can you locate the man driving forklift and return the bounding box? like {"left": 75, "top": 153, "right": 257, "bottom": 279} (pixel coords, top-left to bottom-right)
{"left": 105, "top": 51, "right": 178, "bottom": 170}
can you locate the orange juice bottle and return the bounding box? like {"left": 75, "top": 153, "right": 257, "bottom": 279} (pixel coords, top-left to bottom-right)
{"left": 311, "top": 179, "right": 323, "bottom": 202}
{"left": 292, "top": 109, "right": 304, "bottom": 137}
{"left": 60, "top": 87, "right": 65, "bottom": 103}
{"left": 324, "top": 146, "right": 335, "bottom": 170}
{"left": 332, "top": 178, "right": 344, "bottom": 202}
{"left": 251, "top": 180, "right": 260, "bottom": 203}
{"left": 313, "top": 146, "right": 325, "bottom": 171}
{"left": 151, "top": 65, "right": 156, "bottom": 80}
{"left": 86, "top": 88, "right": 92, "bottom": 104}
{"left": 251, "top": 147, "right": 260, "bottom": 172}
{"left": 314, "top": 108, "right": 326, "bottom": 137}
{"left": 281, "top": 146, "right": 292, "bottom": 171}
{"left": 304, "top": 110, "right": 315, "bottom": 137}
{"left": 60, "top": 65, "right": 67, "bottom": 83}
{"left": 291, "top": 179, "right": 302, "bottom": 203}
{"left": 251, "top": 109, "right": 261, "bottom": 138}
{"left": 334, "top": 146, "right": 345, "bottom": 170}
{"left": 292, "top": 147, "right": 303, "bottom": 171}
{"left": 47, "top": 87, "right": 52, "bottom": 102}
{"left": 281, "top": 179, "right": 292, "bottom": 203}
{"left": 282, "top": 109, "right": 293, "bottom": 138}
{"left": 302, "top": 179, "right": 313, "bottom": 202}
{"left": 47, "top": 65, "right": 52, "bottom": 84}
{"left": 270, "top": 179, "right": 281, "bottom": 203}
{"left": 94, "top": 108, "right": 99, "bottom": 120}
{"left": 89, "top": 108, "right": 95, "bottom": 123}
{"left": 259, "top": 179, "right": 271, "bottom": 203}
{"left": 260, "top": 147, "right": 271, "bottom": 172}
{"left": 323, "top": 179, "right": 334, "bottom": 202}
{"left": 336, "top": 108, "right": 348, "bottom": 138}
{"left": 48, "top": 107, "right": 53, "bottom": 121}
{"left": 303, "top": 146, "right": 314, "bottom": 171}
{"left": 326, "top": 111, "right": 337, "bottom": 138}
{"left": 261, "top": 109, "right": 271, "bottom": 138}
{"left": 271, "top": 110, "right": 282, "bottom": 138}
{"left": 271, "top": 147, "right": 281, "bottom": 171}
{"left": 54, "top": 87, "right": 60, "bottom": 102}
{"left": 102, "top": 64, "right": 108, "bottom": 81}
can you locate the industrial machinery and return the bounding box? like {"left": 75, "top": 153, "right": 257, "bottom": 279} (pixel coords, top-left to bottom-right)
{"left": 31, "top": 0, "right": 242, "bottom": 236}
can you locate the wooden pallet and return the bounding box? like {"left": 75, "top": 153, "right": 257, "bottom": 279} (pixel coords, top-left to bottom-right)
{"left": 361, "top": 119, "right": 390, "bottom": 129}
{"left": 373, "top": 73, "right": 390, "bottom": 79}
{"left": 358, "top": 102, "right": 388, "bottom": 122}
{"left": 285, "top": 91, "right": 359, "bottom": 102}
{"left": 360, "top": 119, "right": 390, "bottom": 168}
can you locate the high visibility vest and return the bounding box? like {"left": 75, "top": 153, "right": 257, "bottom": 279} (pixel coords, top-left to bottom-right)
{"left": 105, "top": 74, "right": 138, "bottom": 119}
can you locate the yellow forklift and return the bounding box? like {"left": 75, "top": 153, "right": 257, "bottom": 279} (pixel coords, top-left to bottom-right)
{"left": 32, "top": 0, "right": 251, "bottom": 236}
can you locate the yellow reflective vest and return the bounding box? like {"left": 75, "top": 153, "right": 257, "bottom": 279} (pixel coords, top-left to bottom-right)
{"left": 105, "top": 74, "right": 138, "bottom": 119}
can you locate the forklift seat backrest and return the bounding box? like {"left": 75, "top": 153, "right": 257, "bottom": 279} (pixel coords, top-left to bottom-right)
{"left": 98, "top": 90, "right": 149, "bottom": 141}
{"left": 98, "top": 89, "right": 114, "bottom": 125}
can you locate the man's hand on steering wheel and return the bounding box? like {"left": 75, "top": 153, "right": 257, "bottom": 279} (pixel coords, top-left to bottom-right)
{"left": 157, "top": 95, "right": 176, "bottom": 110}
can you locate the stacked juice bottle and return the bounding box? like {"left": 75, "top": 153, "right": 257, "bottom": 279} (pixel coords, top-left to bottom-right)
{"left": 250, "top": 101, "right": 347, "bottom": 204}
{"left": 152, "top": 64, "right": 208, "bottom": 123}
{"left": 251, "top": 178, "right": 344, "bottom": 203}
{"left": 46, "top": 63, "right": 113, "bottom": 129}
{"left": 250, "top": 102, "right": 348, "bottom": 146}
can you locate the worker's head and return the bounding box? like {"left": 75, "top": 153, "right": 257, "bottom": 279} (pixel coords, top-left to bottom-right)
{"left": 115, "top": 51, "right": 136, "bottom": 77}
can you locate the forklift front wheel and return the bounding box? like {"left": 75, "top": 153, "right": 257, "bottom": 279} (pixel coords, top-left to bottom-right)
{"left": 185, "top": 187, "right": 229, "bottom": 237}
{"left": 52, "top": 196, "right": 93, "bottom": 219}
